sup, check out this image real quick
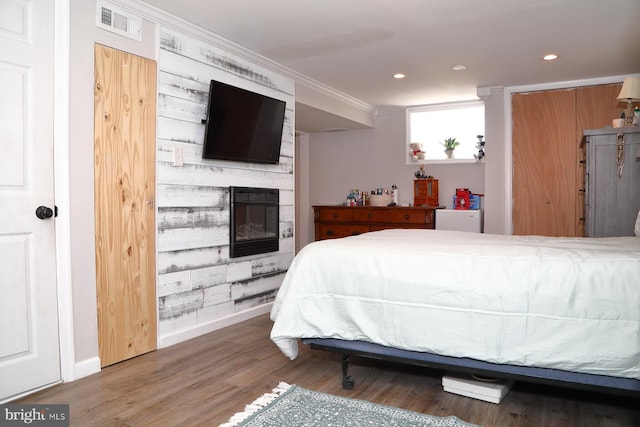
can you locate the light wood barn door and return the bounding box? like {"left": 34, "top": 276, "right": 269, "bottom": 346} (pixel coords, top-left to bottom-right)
{"left": 94, "top": 45, "right": 157, "bottom": 367}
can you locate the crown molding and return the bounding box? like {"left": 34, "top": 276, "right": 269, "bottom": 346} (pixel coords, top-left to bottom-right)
{"left": 113, "top": 0, "right": 376, "bottom": 115}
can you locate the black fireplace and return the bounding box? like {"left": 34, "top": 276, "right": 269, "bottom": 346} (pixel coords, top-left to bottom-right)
{"left": 229, "top": 186, "right": 279, "bottom": 258}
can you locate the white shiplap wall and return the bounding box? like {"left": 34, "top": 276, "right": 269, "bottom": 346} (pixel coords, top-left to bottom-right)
{"left": 156, "top": 27, "right": 294, "bottom": 343}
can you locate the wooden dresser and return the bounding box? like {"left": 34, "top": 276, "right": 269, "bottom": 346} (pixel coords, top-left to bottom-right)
{"left": 313, "top": 205, "right": 438, "bottom": 240}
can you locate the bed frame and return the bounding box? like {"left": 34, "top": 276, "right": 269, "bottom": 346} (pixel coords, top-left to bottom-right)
{"left": 302, "top": 338, "right": 640, "bottom": 397}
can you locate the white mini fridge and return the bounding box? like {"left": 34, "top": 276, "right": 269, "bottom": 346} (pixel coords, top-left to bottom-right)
{"left": 436, "top": 209, "right": 484, "bottom": 233}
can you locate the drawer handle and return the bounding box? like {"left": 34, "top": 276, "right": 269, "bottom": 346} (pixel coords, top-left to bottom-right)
{"left": 367, "top": 213, "right": 373, "bottom": 219}
{"left": 404, "top": 214, "right": 410, "bottom": 220}
{"left": 332, "top": 213, "right": 339, "bottom": 218}
{"left": 326, "top": 229, "right": 335, "bottom": 236}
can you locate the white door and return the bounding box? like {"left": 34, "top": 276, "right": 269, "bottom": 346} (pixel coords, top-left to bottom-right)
{"left": 0, "top": 0, "right": 60, "bottom": 401}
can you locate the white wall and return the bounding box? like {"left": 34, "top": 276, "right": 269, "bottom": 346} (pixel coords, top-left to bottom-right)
{"left": 295, "top": 134, "right": 312, "bottom": 252}
{"left": 297, "top": 108, "right": 486, "bottom": 248}
{"left": 480, "top": 87, "right": 508, "bottom": 235}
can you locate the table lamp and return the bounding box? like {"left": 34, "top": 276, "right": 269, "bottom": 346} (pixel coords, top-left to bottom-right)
{"left": 617, "top": 77, "right": 640, "bottom": 126}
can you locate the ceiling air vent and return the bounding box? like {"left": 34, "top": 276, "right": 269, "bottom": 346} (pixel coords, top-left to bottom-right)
{"left": 96, "top": 1, "right": 142, "bottom": 41}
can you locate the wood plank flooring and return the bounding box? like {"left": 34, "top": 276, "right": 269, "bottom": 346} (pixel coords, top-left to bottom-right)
{"left": 14, "top": 314, "right": 639, "bottom": 426}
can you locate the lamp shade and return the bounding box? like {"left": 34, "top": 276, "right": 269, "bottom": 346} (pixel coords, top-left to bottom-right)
{"left": 617, "top": 77, "right": 640, "bottom": 101}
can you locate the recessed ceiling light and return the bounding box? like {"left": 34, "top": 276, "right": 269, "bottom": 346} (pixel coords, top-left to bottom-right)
{"left": 452, "top": 64, "right": 467, "bottom": 71}
{"left": 393, "top": 73, "right": 406, "bottom": 79}
{"left": 544, "top": 54, "right": 558, "bottom": 61}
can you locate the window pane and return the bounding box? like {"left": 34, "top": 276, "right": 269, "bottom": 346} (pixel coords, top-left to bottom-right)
{"left": 407, "top": 101, "right": 484, "bottom": 161}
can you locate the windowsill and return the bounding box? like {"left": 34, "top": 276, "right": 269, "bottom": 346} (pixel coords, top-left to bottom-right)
{"left": 407, "top": 158, "right": 484, "bottom": 166}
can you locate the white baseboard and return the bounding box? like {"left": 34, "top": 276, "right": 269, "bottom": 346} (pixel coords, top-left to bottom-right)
{"left": 158, "top": 303, "right": 273, "bottom": 349}
{"left": 73, "top": 356, "right": 101, "bottom": 380}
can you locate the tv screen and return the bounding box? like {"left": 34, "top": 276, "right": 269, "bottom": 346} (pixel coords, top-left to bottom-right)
{"left": 202, "top": 80, "right": 286, "bottom": 164}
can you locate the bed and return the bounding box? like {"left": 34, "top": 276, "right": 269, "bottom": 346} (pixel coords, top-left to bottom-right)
{"left": 269, "top": 229, "right": 640, "bottom": 396}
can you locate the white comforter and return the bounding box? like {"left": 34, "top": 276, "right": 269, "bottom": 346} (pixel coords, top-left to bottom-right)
{"left": 270, "top": 229, "right": 640, "bottom": 379}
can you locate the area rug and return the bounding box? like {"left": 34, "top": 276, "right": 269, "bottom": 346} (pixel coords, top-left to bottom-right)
{"left": 219, "top": 382, "right": 479, "bottom": 427}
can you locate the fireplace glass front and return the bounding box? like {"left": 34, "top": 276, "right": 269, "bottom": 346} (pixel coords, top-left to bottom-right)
{"left": 229, "top": 186, "right": 279, "bottom": 258}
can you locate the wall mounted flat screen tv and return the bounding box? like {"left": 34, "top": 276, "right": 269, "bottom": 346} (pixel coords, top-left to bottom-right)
{"left": 202, "top": 80, "right": 286, "bottom": 164}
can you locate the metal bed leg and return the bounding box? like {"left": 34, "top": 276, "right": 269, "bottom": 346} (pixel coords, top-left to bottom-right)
{"left": 341, "top": 354, "right": 355, "bottom": 389}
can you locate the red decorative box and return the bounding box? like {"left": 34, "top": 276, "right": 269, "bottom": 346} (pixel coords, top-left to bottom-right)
{"left": 454, "top": 188, "right": 471, "bottom": 210}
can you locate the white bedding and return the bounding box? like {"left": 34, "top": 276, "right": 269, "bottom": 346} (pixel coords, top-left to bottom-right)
{"left": 270, "top": 229, "right": 640, "bottom": 379}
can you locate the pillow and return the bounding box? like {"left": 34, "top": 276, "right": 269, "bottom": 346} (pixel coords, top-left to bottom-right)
{"left": 636, "top": 209, "right": 640, "bottom": 237}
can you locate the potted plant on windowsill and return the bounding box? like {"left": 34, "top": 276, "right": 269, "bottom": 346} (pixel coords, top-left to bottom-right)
{"left": 442, "top": 137, "right": 459, "bottom": 159}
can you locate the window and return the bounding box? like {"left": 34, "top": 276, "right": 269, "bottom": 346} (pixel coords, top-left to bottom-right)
{"left": 406, "top": 100, "right": 485, "bottom": 163}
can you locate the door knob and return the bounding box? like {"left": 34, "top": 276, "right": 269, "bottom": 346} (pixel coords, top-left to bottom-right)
{"left": 35, "top": 206, "right": 54, "bottom": 219}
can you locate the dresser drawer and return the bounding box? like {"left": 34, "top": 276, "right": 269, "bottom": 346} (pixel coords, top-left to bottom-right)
{"left": 386, "top": 209, "right": 429, "bottom": 225}
{"left": 352, "top": 208, "right": 388, "bottom": 223}
{"left": 316, "top": 207, "right": 353, "bottom": 222}
{"left": 318, "top": 224, "right": 369, "bottom": 239}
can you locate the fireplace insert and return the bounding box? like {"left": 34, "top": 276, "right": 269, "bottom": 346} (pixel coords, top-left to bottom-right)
{"left": 229, "top": 186, "right": 279, "bottom": 258}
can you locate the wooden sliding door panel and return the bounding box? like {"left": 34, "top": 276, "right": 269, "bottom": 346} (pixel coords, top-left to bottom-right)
{"left": 576, "top": 84, "right": 624, "bottom": 131}
{"left": 94, "top": 45, "right": 157, "bottom": 367}
{"left": 512, "top": 89, "right": 577, "bottom": 236}
{"left": 512, "top": 92, "right": 545, "bottom": 234}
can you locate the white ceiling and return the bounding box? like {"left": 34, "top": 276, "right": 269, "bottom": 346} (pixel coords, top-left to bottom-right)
{"left": 142, "top": 0, "right": 640, "bottom": 131}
